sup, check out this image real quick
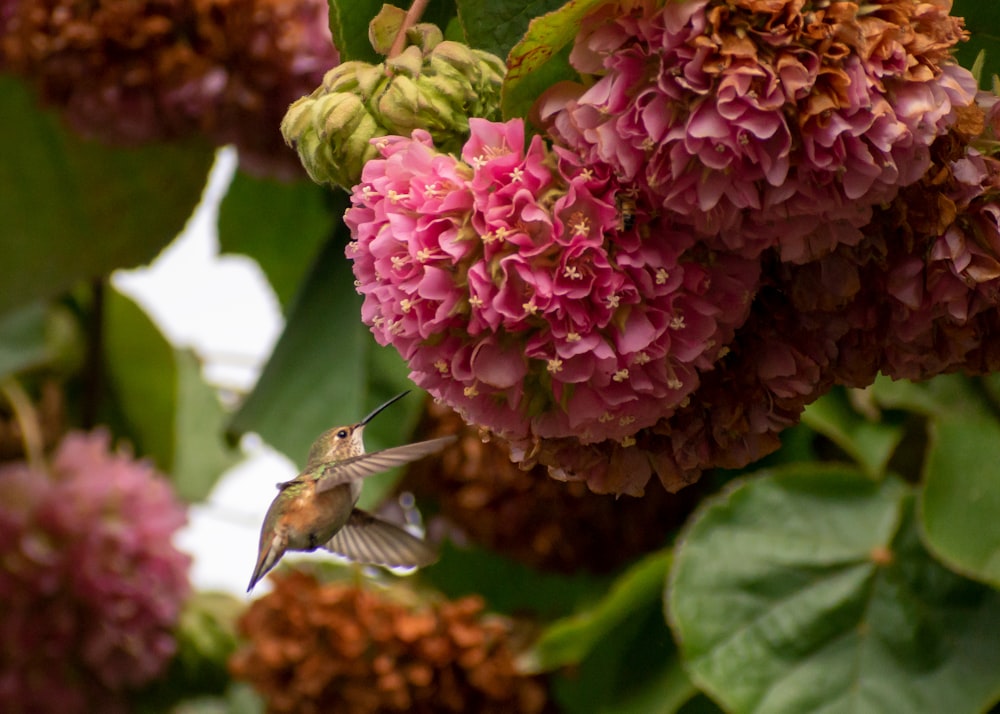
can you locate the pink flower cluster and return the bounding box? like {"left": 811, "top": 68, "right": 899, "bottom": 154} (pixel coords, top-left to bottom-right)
{"left": 344, "top": 0, "right": 996, "bottom": 495}
{"left": 346, "top": 118, "right": 757, "bottom": 446}
{"left": 536, "top": 0, "right": 976, "bottom": 262}
{"left": 0, "top": 430, "right": 191, "bottom": 714}
{"left": 529, "top": 115, "right": 1000, "bottom": 493}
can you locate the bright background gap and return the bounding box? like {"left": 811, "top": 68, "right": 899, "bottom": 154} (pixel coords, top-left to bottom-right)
{"left": 114, "top": 148, "right": 299, "bottom": 596}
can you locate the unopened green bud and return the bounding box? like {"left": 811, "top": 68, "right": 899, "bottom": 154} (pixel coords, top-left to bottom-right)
{"left": 281, "top": 65, "right": 393, "bottom": 189}
{"left": 281, "top": 15, "right": 507, "bottom": 190}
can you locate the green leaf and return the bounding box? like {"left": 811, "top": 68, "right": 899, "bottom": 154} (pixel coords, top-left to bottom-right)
{"left": 867, "top": 375, "right": 1000, "bottom": 588}
{"left": 104, "top": 287, "right": 177, "bottom": 467}
{"left": 226, "top": 222, "right": 417, "bottom": 486}
{"left": 551, "top": 586, "right": 696, "bottom": 714}
{"left": 456, "top": 0, "right": 568, "bottom": 59}
{"left": 217, "top": 171, "right": 336, "bottom": 308}
{"left": 801, "top": 387, "right": 903, "bottom": 479}
{"left": 667, "top": 464, "right": 1000, "bottom": 714}
{"left": 523, "top": 549, "right": 673, "bottom": 672}
{"left": 952, "top": 0, "right": 1000, "bottom": 87}
{"left": 104, "top": 287, "right": 237, "bottom": 501}
{"left": 172, "top": 349, "right": 241, "bottom": 501}
{"left": 501, "top": 0, "right": 605, "bottom": 120}
{"left": 0, "top": 75, "right": 212, "bottom": 315}
{"left": 425, "top": 540, "right": 609, "bottom": 620}
{"left": 328, "top": 0, "right": 383, "bottom": 62}
{"left": 327, "top": 0, "right": 459, "bottom": 63}
{"left": 922, "top": 408, "right": 1000, "bottom": 588}
{"left": 869, "top": 372, "right": 976, "bottom": 417}
{"left": 135, "top": 591, "right": 245, "bottom": 711}
{"left": 0, "top": 302, "right": 48, "bottom": 379}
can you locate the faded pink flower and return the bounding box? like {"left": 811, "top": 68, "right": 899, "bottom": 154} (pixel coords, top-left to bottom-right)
{"left": 346, "top": 118, "right": 757, "bottom": 478}
{"left": 881, "top": 147, "right": 1000, "bottom": 379}
{"left": 0, "top": 430, "right": 191, "bottom": 714}
{"left": 1, "top": 0, "right": 338, "bottom": 179}
{"left": 536, "top": 0, "right": 976, "bottom": 262}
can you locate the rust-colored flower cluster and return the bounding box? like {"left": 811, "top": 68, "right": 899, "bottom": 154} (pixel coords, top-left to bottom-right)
{"left": 400, "top": 399, "right": 706, "bottom": 573}
{"left": 229, "top": 571, "right": 549, "bottom": 714}
{"left": 1, "top": 0, "right": 338, "bottom": 178}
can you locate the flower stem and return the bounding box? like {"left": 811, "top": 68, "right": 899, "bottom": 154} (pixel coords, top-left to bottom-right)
{"left": 1, "top": 377, "right": 45, "bottom": 472}
{"left": 388, "top": 0, "right": 430, "bottom": 59}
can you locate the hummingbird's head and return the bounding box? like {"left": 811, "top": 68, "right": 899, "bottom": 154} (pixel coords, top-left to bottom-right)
{"left": 307, "top": 423, "right": 362, "bottom": 464}
{"left": 305, "top": 391, "right": 411, "bottom": 465}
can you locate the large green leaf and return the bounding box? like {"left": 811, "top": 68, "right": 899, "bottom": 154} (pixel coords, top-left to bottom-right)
{"left": 425, "top": 540, "right": 609, "bottom": 621}
{"left": 921, "top": 398, "right": 1000, "bottom": 589}
{"left": 801, "top": 387, "right": 903, "bottom": 479}
{"left": 868, "top": 373, "right": 968, "bottom": 416}
{"left": 869, "top": 374, "right": 1000, "bottom": 588}
{"left": 217, "top": 171, "right": 336, "bottom": 308}
{"left": 0, "top": 75, "right": 212, "bottom": 315}
{"left": 550, "top": 580, "right": 696, "bottom": 714}
{"left": 525, "top": 549, "right": 698, "bottom": 714}
{"left": 104, "top": 287, "right": 238, "bottom": 501}
{"left": 667, "top": 464, "right": 1000, "bottom": 714}
{"left": 0, "top": 302, "right": 49, "bottom": 379}
{"left": 501, "top": 0, "right": 606, "bottom": 120}
{"left": 327, "top": 0, "right": 383, "bottom": 62}
{"left": 456, "top": 0, "right": 567, "bottom": 60}
{"left": 523, "top": 549, "right": 674, "bottom": 672}
{"left": 226, "top": 225, "right": 417, "bottom": 503}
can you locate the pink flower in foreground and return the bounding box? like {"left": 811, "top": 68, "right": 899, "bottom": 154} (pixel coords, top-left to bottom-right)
{"left": 536, "top": 0, "right": 976, "bottom": 262}
{"left": 346, "top": 118, "right": 757, "bottom": 469}
{"left": 0, "top": 430, "right": 191, "bottom": 714}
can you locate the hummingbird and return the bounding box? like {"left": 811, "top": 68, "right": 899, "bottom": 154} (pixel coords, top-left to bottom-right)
{"left": 247, "top": 391, "right": 455, "bottom": 592}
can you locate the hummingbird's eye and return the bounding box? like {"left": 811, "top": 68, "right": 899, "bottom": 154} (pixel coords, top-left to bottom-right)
{"left": 336, "top": 429, "right": 349, "bottom": 439}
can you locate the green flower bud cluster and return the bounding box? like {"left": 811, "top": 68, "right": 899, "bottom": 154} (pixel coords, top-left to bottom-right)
{"left": 281, "top": 24, "right": 505, "bottom": 189}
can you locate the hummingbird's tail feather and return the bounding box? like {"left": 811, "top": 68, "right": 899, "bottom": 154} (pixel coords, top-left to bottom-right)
{"left": 247, "top": 539, "right": 284, "bottom": 593}
{"left": 323, "top": 509, "right": 438, "bottom": 569}
{"left": 313, "top": 435, "right": 458, "bottom": 494}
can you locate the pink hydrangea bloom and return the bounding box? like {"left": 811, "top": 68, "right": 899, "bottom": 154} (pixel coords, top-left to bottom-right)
{"left": 0, "top": 430, "right": 191, "bottom": 714}
{"left": 536, "top": 0, "right": 976, "bottom": 262}
{"left": 346, "top": 118, "right": 757, "bottom": 469}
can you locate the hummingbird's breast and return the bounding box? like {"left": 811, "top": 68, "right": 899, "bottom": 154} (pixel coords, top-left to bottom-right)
{"left": 282, "top": 482, "right": 355, "bottom": 550}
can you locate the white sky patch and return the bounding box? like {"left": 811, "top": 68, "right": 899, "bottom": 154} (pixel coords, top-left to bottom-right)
{"left": 113, "top": 147, "right": 294, "bottom": 597}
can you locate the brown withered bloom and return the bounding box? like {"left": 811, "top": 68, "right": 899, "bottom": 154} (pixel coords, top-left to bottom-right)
{"left": 229, "top": 571, "right": 550, "bottom": 714}
{"left": 400, "top": 399, "right": 706, "bottom": 574}
{"left": 1, "top": 0, "right": 338, "bottom": 178}
{"left": 644, "top": 96, "right": 1000, "bottom": 483}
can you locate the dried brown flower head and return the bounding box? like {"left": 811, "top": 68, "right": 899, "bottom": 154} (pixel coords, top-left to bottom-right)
{"left": 229, "top": 571, "right": 550, "bottom": 714}
{"left": 1, "top": 0, "right": 338, "bottom": 178}
{"left": 399, "top": 399, "right": 706, "bottom": 573}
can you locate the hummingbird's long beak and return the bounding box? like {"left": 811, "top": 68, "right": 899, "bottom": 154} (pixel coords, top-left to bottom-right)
{"left": 359, "top": 390, "right": 411, "bottom": 426}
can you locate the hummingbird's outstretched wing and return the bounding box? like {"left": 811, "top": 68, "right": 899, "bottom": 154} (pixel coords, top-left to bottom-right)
{"left": 323, "top": 509, "right": 438, "bottom": 568}
{"left": 310, "top": 435, "right": 456, "bottom": 494}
